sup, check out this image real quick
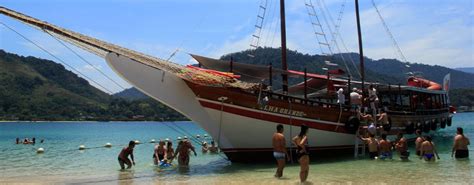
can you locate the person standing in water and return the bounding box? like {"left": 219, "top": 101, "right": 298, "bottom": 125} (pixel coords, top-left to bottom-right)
{"left": 16, "top": 138, "right": 20, "bottom": 144}
{"left": 359, "top": 133, "right": 379, "bottom": 159}
{"left": 415, "top": 129, "right": 425, "bottom": 156}
{"left": 209, "top": 141, "right": 218, "bottom": 153}
{"left": 174, "top": 138, "right": 197, "bottom": 166}
{"left": 118, "top": 141, "right": 136, "bottom": 170}
{"left": 420, "top": 136, "right": 440, "bottom": 161}
{"left": 272, "top": 124, "right": 289, "bottom": 178}
{"left": 379, "top": 134, "right": 392, "bottom": 160}
{"left": 153, "top": 140, "right": 166, "bottom": 165}
{"left": 293, "top": 125, "right": 309, "bottom": 183}
{"left": 201, "top": 142, "right": 209, "bottom": 153}
{"left": 452, "top": 127, "right": 470, "bottom": 159}
{"left": 166, "top": 141, "right": 175, "bottom": 163}
{"left": 395, "top": 133, "right": 409, "bottom": 160}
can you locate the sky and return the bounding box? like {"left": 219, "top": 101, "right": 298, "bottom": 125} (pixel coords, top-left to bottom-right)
{"left": 1, "top": 0, "right": 473, "bottom": 93}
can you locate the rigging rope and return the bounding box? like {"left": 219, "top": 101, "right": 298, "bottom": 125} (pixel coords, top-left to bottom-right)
{"left": 45, "top": 30, "right": 128, "bottom": 91}
{"left": 320, "top": 0, "right": 362, "bottom": 79}
{"left": 0, "top": 22, "right": 115, "bottom": 94}
{"left": 371, "top": 0, "right": 409, "bottom": 63}
{"left": 314, "top": 0, "right": 352, "bottom": 78}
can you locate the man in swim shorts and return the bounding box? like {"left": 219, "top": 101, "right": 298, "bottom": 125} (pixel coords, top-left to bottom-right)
{"left": 395, "top": 133, "right": 409, "bottom": 160}
{"left": 118, "top": 141, "right": 136, "bottom": 170}
{"left": 272, "top": 124, "right": 289, "bottom": 178}
{"left": 378, "top": 134, "right": 392, "bottom": 160}
{"left": 452, "top": 127, "right": 470, "bottom": 159}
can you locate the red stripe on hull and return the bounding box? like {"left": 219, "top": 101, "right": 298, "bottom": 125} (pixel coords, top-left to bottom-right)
{"left": 199, "top": 100, "right": 350, "bottom": 134}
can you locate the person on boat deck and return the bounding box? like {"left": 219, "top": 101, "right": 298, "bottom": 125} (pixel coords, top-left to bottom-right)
{"left": 415, "top": 129, "right": 425, "bottom": 156}
{"left": 209, "top": 140, "right": 219, "bottom": 153}
{"left": 359, "top": 133, "right": 379, "bottom": 159}
{"left": 201, "top": 142, "right": 209, "bottom": 153}
{"left": 420, "top": 136, "right": 440, "bottom": 161}
{"left": 273, "top": 124, "right": 289, "bottom": 178}
{"left": 377, "top": 109, "right": 390, "bottom": 132}
{"left": 395, "top": 133, "right": 410, "bottom": 160}
{"left": 173, "top": 138, "right": 197, "bottom": 166}
{"left": 337, "top": 88, "right": 345, "bottom": 105}
{"left": 350, "top": 88, "right": 362, "bottom": 111}
{"left": 368, "top": 84, "right": 379, "bottom": 114}
{"left": 379, "top": 134, "right": 392, "bottom": 160}
{"left": 153, "top": 140, "right": 166, "bottom": 165}
{"left": 293, "top": 125, "right": 309, "bottom": 183}
{"left": 452, "top": 127, "right": 470, "bottom": 159}
{"left": 118, "top": 141, "right": 136, "bottom": 170}
{"left": 166, "top": 141, "right": 175, "bottom": 163}
{"left": 15, "top": 138, "right": 20, "bottom": 144}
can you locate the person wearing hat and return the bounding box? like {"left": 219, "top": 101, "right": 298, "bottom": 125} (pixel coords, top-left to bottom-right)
{"left": 173, "top": 136, "right": 197, "bottom": 166}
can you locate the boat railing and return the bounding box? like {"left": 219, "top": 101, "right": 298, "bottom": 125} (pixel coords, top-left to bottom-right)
{"left": 261, "top": 90, "right": 352, "bottom": 110}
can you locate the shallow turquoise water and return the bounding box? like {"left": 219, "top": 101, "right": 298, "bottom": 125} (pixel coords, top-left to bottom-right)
{"left": 0, "top": 113, "right": 473, "bottom": 184}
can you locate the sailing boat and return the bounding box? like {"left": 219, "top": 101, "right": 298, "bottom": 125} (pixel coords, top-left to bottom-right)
{"left": 0, "top": 0, "right": 454, "bottom": 162}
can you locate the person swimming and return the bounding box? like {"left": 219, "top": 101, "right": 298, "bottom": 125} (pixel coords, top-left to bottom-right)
{"left": 209, "top": 141, "right": 218, "bottom": 153}
{"left": 420, "top": 136, "right": 440, "bottom": 161}
{"left": 201, "top": 142, "right": 209, "bottom": 153}
{"left": 452, "top": 127, "right": 470, "bottom": 159}
{"left": 118, "top": 141, "right": 136, "bottom": 170}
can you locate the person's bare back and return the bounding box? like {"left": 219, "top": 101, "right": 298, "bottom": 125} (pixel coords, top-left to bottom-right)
{"left": 272, "top": 133, "right": 286, "bottom": 153}
{"left": 379, "top": 139, "right": 391, "bottom": 153}
{"left": 454, "top": 135, "right": 470, "bottom": 150}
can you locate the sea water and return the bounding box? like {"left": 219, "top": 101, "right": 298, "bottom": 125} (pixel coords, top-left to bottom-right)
{"left": 0, "top": 113, "right": 473, "bottom": 184}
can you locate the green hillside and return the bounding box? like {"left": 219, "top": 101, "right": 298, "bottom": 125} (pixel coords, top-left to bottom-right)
{"left": 0, "top": 50, "right": 186, "bottom": 121}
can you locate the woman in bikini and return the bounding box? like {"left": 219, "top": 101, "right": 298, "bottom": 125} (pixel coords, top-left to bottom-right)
{"left": 420, "top": 136, "right": 440, "bottom": 161}
{"left": 293, "top": 125, "right": 309, "bottom": 183}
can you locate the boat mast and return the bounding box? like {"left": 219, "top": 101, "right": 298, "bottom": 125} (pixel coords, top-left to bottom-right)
{"left": 355, "top": 0, "right": 365, "bottom": 93}
{"left": 280, "top": 0, "right": 288, "bottom": 92}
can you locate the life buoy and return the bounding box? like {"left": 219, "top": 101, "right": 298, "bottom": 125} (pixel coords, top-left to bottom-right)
{"left": 345, "top": 116, "right": 360, "bottom": 134}
{"left": 405, "top": 122, "right": 415, "bottom": 134}
{"left": 447, "top": 117, "right": 452, "bottom": 127}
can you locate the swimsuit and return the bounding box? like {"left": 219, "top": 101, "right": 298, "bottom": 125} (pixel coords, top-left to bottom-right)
{"left": 455, "top": 150, "right": 469, "bottom": 159}
{"left": 424, "top": 153, "right": 434, "bottom": 160}
{"left": 296, "top": 145, "right": 309, "bottom": 160}
{"left": 273, "top": 152, "right": 285, "bottom": 160}
{"left": 379, "top": 152, "right": 392, "bottom": 160}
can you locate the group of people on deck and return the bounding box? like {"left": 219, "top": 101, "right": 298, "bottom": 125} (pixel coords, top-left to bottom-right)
{"left": 117, "top": 137, "right": 219, "bottom": 170}
{"left": 272, "top": 124, "right": 470, "bottom": 183}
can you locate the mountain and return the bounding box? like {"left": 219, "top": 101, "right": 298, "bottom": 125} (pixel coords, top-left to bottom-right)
{"left": 0, "top": 50, "right": 186, "bottom": 121}
{"left": 114, "top": 87, "right": 149, "bottom": 100}
{"left": 455, "top": 67, "right": 474, "bottom": 74}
